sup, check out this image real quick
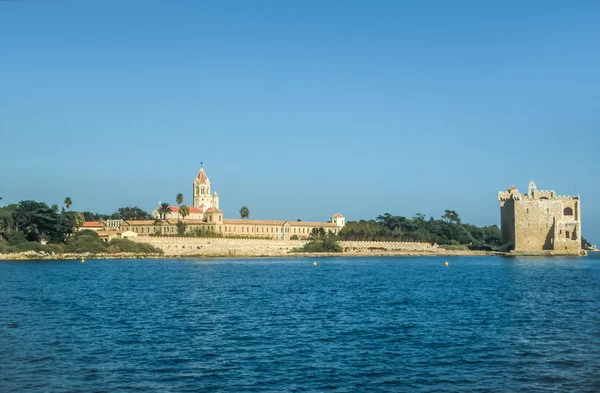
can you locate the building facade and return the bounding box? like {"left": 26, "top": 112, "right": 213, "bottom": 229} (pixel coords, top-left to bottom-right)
{"left": 120, "top": 165, "right": 345, "bottom": 239}
{"left": 498, "top": 181, "right": 582, "bottom": 254}
{"left": 152, "top": 166, "right": 221, "bottom": 221}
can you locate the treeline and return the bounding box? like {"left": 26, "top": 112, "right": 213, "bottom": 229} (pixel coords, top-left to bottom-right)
{"left": 339, "top": 211, "right": 503, "bottom": 248}
{"left": 81, "top": 206, "right": 152, "bottom": 221}
{"left": 0, "top": 200, "right": 159, "bottom": 254}
{"left": 0, "top": 230, "right": 162, "bottom": 255}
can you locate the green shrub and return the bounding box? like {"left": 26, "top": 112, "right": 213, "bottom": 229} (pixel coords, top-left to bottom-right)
{"left": 65, "top": 236, "right": 108, "bottom": 253}
{"left": 72, "top": 229, "right": 99, "bottom": 239}
{"left": 46, "top": 244, "right": 65, "bottom": 254}
{"left": 15, "top": 242, "right": 48, "bottom": 252}
{"left": 5, "top": 230, "right": 27, "bottom": 246}
{"left": 291, "top": 228, "right": 342, "bottom": 253}
{"left": 0, "top": 238, "right": 17, "bottom": 254}
{"left": 107, "top": 239, "right": 163, "bottom": 254}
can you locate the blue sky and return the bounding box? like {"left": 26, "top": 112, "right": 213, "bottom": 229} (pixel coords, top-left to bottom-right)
{"left": 1, "top": 1, "right": 599, "bottom": 242}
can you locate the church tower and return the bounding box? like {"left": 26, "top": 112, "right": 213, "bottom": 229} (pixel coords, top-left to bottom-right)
{"left": 193, "top": 165, "right": 219, "bottom": 212}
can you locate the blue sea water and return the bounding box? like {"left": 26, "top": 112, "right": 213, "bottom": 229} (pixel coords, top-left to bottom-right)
{"left": 1, "top": 255, "right": 600, "bottom": 392}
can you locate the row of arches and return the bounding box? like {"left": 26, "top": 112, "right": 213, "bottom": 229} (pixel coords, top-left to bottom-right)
{"left": 195, "top": 187, "right": 210, "bottom": 195}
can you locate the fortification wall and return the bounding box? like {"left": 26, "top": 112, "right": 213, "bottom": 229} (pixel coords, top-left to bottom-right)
{"left": 132, "top": 236, "right": 299, "bottom": 256}
{"left": 131, "top": 236, "right": 437, "bottom": 256}
{"left": 339, "top": 241, "right": 435, "bottom": 251}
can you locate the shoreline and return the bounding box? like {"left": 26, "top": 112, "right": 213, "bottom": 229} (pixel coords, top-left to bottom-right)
{"left": 1, "top": 249, "right": 591, "bottom": 261}
{"left": 0, "top": 249, "right": 499, "bottom": 261}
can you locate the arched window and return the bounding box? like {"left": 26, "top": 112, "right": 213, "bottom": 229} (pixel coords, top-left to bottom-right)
{"left": 195, "top": 187, "right": 199, "bottom": 195}
{"left": 564, "top": 207, "right": 573, "bottom": 216}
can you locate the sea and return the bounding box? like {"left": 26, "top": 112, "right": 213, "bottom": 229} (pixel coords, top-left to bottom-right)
{"left": 1, "top": 254, "right": 600, "bottom": 392}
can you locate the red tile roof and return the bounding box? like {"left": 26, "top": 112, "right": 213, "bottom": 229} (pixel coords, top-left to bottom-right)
{"left": 332, "top": 213, "right": 345, "bottom": 218}
{"left": 205, "top": 208, "right": 222, "bottom": 213}
{"left": 196, "top": 168, "right": 208, "bottom": 184}
{"left": 507, "top": 186, "right": 517, "bottom": 191}
{"left": 168, "top": 206, "right": 202, "bottom": 213}
{"left": 82, "top": 221, "right": 103, "bottom": 228}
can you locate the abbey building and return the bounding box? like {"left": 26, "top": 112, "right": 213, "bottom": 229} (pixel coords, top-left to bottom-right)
{"left": 498, "top": 181, "right": 582, "bottom": 255}
{"left": 132, "top": 165, "right": 345, "bottom": 239}
{"left": 151, "top": 167, "right": 220, "bottom": 220}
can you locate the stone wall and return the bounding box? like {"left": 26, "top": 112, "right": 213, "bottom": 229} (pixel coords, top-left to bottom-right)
{"left": 131, "top": 236, "right": 437, "bottom": 257}
{"left": 339, "top": 241, "right": 435, "bottom": 252}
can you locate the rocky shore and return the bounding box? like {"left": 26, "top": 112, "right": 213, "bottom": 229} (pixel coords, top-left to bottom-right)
{"left": 0, "top": 249, "right": 497, "bottom": 261}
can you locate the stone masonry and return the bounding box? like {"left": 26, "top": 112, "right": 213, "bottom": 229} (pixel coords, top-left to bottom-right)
{"left": 498, "top": 181, "right": 582, "bottom": 255}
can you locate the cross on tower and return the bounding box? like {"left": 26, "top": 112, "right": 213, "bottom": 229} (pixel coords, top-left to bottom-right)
{"left": 201, "top": 161, "right": 203, "bottom": 167}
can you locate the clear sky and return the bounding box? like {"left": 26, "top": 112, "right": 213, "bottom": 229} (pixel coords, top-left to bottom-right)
{"left": 1, "top": 1, "right": 599, "bottom": 242}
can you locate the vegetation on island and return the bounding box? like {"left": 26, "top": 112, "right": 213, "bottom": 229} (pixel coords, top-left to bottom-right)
{"left": 239, "top": 206, "right": 250, "bottom": 219}
{"left": 81, "top": 206, "right": 152, "bottom": 221}
{"left": 339, "top": 211, "right": 503, "bottom": 249}
{"left": 0, "top": 200, "right": 161, "bottom": 255}
{"left": 292, "top": 228, "right": 342, "bottom": 253}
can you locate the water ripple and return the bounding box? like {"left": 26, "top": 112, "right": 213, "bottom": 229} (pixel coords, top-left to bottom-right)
{"left": 1, "top": 255, "right": 600, "bottom": 392}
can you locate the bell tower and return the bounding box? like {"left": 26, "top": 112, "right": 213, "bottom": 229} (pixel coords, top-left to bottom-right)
{"left": 193, "top": 163, "right": 211, "bottom": 208}
{"left": 528, "top": 180, "right": 537, "bottom": 198}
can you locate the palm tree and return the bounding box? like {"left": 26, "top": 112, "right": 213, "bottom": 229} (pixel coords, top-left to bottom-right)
{"left": 153, "top": 218, "right": 162, "bottom": 235}
{"left": 175, "top": 193, "right": 183, "bottom": 219}
{"left": 64, "top": 197, "right": 72, "bottom": 210}
{"left": 74, "top": 212, "right": 84, "bottom": 229}
{"left": 239, "top": 206, "right": 250, "bottom": 220}
{"left": 179, "top": 204, "right": 190, "bottom": 221}
{"left": 158, "top": 202, "right": 170, "bottom": 220}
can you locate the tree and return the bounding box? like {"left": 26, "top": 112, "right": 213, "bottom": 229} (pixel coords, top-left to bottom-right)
{"left": 74, "top": 212, "right": 85, "bottom": 229}
{"left": 64, "top": 197, "right": 72, "bottom": 210}
{"left": 442, "top": 210, "right": 461, "bottom": 224}
{"left": 413, "top": 213, "right": 426, "bottom": 222}
{"left": 110, "top": 206, "right": 152, "bottom": 220}
{"left": 153, "top": 218, "right": 162, "bottom": 235}
{"left": 179, "top": 204, "right": 190, "bottom": 221}
{"left": 12, "top": 200, "right": 60, "bottom": 242}
{"left": 176, "top": 221, "right": 186, "bottom": 235}
{"left": 176, "top": 193, "right": 183, "bottom": 205}
{"left": 240, "top": 206, "right": 250, "bottom": 220}
{"left": 294, "top": 227, "right": 341, "bottom": 252}
{"left": 157, "top": 203, "right": 171, "bottom": 220}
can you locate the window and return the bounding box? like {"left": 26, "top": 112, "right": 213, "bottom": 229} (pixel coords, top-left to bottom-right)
{"left": 564, "top": 207, "right": 573, "bottom": 216}
{"left": 566, "top": 231, "right": 570, "bottom": 239}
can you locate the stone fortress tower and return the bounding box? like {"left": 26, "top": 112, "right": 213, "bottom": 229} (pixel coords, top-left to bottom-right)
{"left": 498, "top": 181, "right": 582, "bottom": 255}
{"left": 192, "top": 165, "right": 219, "bottom": 213}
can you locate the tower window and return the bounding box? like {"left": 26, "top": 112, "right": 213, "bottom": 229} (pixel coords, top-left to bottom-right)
{"left": 564, "top": 207, "right": 573, "bottom": 216}
{"left": 566, "top": 230, "right": 570, "bottom": 239}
